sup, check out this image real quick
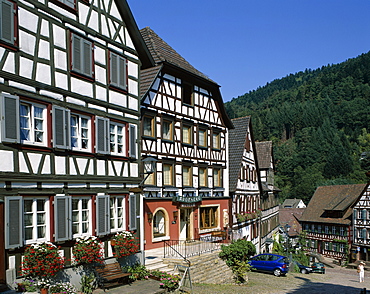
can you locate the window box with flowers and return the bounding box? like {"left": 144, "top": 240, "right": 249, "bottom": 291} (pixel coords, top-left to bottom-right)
{"left": 72, "top": 236, "right": 104, "bottom": 266}
{"left": 111, "top": 231, "right": 139, "bottom": 258}
{"left": 22, "top": 242, "right": 65, "bottom": 279}
{"left": 236, "top": 211, "right": 258, "bottom": 223}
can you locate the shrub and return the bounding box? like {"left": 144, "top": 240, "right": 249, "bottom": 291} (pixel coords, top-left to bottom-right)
{"left": 219, "top": 239, "right": 256, "bottom": 268}
{"left": 22, "top": 242, "right": 65, "bottom": 278}
{"left": 126, "top": 263, "right": 150, "bottom": 281}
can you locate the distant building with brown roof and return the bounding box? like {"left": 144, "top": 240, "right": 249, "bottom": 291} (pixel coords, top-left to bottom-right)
{"left": 282, "top": 198, "right": 306, "bottom": 209}
{"left": 300, "top": 184, "right": 368, "bottom": 262}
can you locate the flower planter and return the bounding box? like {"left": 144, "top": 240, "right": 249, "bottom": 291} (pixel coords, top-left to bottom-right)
{"left": 110, "top": 240, "right": 116, "bottom": 246}
{"left": 40, "top": 288, "right": 48, "bottom": 294}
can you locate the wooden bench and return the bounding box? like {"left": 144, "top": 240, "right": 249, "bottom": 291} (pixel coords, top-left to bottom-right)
{"left": 95, "top": 262, "right": 131, "bottom": 290}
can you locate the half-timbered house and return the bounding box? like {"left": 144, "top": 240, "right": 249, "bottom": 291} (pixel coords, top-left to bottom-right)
{"left": 352, "top": 184, "right": 370, "bottom": 261}
{"left": 255, "top": 141, "right": 280, "bottom": 253}
{"left": 139, "top": 27, "right": 233, "bottom": 250}
{"left": 0, "top": 0, "right": 153, "bottom": 287}
{"left": 229, "top": 116, "right": 262, "bottom": 251}
{"left": 300, "top": 184, "right": 367, "bottom": 263}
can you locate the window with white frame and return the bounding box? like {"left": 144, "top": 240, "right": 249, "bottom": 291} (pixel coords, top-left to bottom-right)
{"left": 110, "top": 51, "right": 127, "bottom": 90}
{"left": 324, "top": 242, "right": 328, "bottom": 250}
{"left": 71, "top": 33, "right": 93, "bottom": 78}
{"left": 110, "top": 122, "right": 126, "bottom": 156}
{"left": 325, "top": 226, "right": 329, "bottom": 234}
{"left": 0, "top": 0, "right": 17, "bottom": 47}
{"left": 71, "top": 113, "right": 91, "bottom": 151}
{"left": 339, "top": 243, "right": 344, "bottom": 252}
{"left": 20, "top": 102, "right": 46, "bottom": 145}
{"left": 110, "top": 196, "right": 125, "bottom": 232}
{"left": 72, "top": 197, "right": 90, "bottom": 237}
{"left": 332, "top": 226, "right": 336, "bottom": 235}
{"left": 24, "top": 197, "right": 49, "bottom": 243}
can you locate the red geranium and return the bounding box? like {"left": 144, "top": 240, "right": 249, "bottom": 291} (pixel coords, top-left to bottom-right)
{"left": 72, "top": 236, "right": 103, "bottom": 266}
{"left": 112, "top": 231, "right": 139, "bottom": 258}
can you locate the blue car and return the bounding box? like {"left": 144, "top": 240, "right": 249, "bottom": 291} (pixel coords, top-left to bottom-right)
{"left": 248, "top": 253, "right": 290, "bottom": 276}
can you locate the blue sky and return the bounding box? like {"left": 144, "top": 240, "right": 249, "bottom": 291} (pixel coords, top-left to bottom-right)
{"left": 127, "top": 0, "right": 370, "bottom": 102}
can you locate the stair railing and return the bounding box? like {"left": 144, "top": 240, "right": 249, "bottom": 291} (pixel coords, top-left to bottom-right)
{"left": 163, "top": 240, "right": 191, "bottom": 266}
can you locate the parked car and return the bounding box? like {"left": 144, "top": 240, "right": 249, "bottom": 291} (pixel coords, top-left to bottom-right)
{"left": 295, "top": 261, "right": 312, "bottom": 274}
{"left": 248, "top": 253, "right": 290, "bottom": 277}
{"left": 311, "top": 262, "right": 325, "bottom": 274}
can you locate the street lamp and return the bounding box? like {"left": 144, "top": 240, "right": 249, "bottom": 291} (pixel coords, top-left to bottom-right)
{"left": 284, "top": 224, "right": 292, "bottom": 264}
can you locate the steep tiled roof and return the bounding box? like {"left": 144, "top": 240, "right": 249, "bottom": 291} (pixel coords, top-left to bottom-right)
{"left": 140, "top": 27, "right": 213, "bottom": 82}
{"left": 229, "top": 116, "right": 250, "bottom": 192}
{"left": 279, "top": 208, "right": 305, "bottom": 237}
{"left": 300, "top": 184, "right": 367, "bottom": 225}
{"left": 255, "top": 141, "right": 272, "bottom": 169}
{"left": 140, "top": 65, "right": 162, "bottom": 98}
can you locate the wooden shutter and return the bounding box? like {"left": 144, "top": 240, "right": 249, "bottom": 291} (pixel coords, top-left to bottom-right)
{"left": 95, "top": 117, "right": 109, "bottom": 154}
{"left": 96, "top": 194, "right": 109, "bottom": 236}
{"left": 54, "top": 195, "right": 71, "bottom": 242}
{"left": 82, "top": 39, "right": 92, "bottom": 77}
{"left": 129, "top": 124, "right": 137, "bottom": 159}
{"left": 119, "top": 56, "right": 127, "bottom": 90}
{"left": 1, "top": 94, "right": 19, "bottom": 143}
{"left": 110, "top": 52, "right": 118, "bottom": 86}
{"left": 1, "top": 0, "right": 14, "bottom": 44}
{"left": 72, "top": 34, "right": 81, "bottom": 73}
{"left": 129, "top": 194, "right": 136, "bottom": 230}
{"left": 5, "top": 196, "right": 22, "bottom": 249}
{"left": 110, "top": 52, "right": 127, "bottom": 90}
{"left": 52, "top": 106, "right": 70, "bottom": 149}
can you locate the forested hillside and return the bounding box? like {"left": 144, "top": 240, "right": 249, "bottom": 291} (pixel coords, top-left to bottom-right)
{"left": 225, "top": 51, "right": 370, "bottom": 204}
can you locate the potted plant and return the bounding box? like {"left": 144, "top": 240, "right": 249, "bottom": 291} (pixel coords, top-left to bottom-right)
{"left": 22, "top": 242, "right": 65, "bottom": 279}
{"left": 72, "top": 236, "right": 104, "bottom": 266}
{"left": 49, "top": 282, "right": 76, "bottom": 294}
{"left": 111, "top": 231, "right": 139, "bottom": 258}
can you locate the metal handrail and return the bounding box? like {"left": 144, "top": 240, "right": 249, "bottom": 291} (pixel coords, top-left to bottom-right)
{"left": 163, "top": 240, "right": 191, "bottom": 266}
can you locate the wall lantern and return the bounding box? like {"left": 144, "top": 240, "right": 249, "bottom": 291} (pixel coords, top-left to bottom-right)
{"left": 147, "top": 212, "right": 153, "bottom": 223}
{"left": 139, "top": 156, "right": 158, "bottom": 186}
{"left": 173, "top": 210, "right": 178, "bottom": 222}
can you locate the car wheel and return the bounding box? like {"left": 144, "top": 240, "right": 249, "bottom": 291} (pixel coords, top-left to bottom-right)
{"left": 273, "top": 269, "right": 282, "bottom": 277}
{"left": 301, "top": 269, "right": 307, "bottom": 274}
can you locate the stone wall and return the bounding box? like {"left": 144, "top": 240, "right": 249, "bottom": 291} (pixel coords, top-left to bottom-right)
{"left": 164, "top": 251, "right": 234, "bottom": 284}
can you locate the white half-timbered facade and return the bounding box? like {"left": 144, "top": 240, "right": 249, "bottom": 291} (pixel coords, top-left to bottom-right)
{"left": 352, "top": 184, "right": 370, "bottom": 261}
{"left": 140, "top": 28, "right": 233, "bottom": 250}
{"left": 255, "top": 141, "right": 280, "bottom": 253}
{"left": 228, "top": 117, "right": 262, "bottom": 251}
{"left": 300, "top": 184, "right": 367, "bottom": 263}
{"left": 0, "top": 0, "right": 154, "bottom": 286}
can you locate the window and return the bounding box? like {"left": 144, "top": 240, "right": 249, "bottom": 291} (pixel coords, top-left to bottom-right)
{"left": 183, "top": 165, "right": 192, "bottom": 186}
{"left": 325, "top": 226, "right": 329, "bottom": 234}
{"left": 332, "top": 226, "right": 336, "bottom": 235}
{"left": 144, "top": 171, "right": 155, "bottom": 186}
{"left": 71, "top": 113, "right": 91, "bottom": 151}
{"left": 212, "top": 131, "right": 221, "bottom": 149}
{"left": 339, "top": 243, "right": 344, "bottom": 253}
{"left": 200, "top": 206, "right": 218, "bottom": 229}
{"left": 362, "top": 209, "right": 367, "bottom": 220}
{"left": 110, "top": 196, "right": 125, "bottom": 232}
{"left": 0, "top": 0, "right": 17, "bottom": 47}
{"left": 163, "top": 164, "right": 173, "bottom": 186}
{"left": 324, "top": 242, "right": 328, "bottom": 250}
{"left": 198, "top": 128, "right": 207, "bottom": 148}
{"left": 182, "top": 124, "right": 192, "bottom": 145}
{"left": 71, "top": 33, "right": 93, "bottom": 78}
{"left": 162, "top": 119, "right": 173, "bottom": 141}
{"left": 153, "top": 210, "right": 166, "bottom": 237}
{"left": 56, "top": 0, "right": 75, "bottom": 9}
{"left": 72, "top": 197, "right": 90, "bottom": 237}
{"left": 110, "top": 51, "right": 127, "bottom": 91}
{"left": 182, "top": 82, "right": 193, "bottom": 105}
{"left": 318, "top": 225, "right": 321, "bottom": 233}
{"left": 143, "top": 116, "right": 155, "bottom": 138}
{"left": 213, "top": 168, "right": 222, "bottom": 187}
{"left": 340, "top": 227, "right": 344, "bottom": 236}
{"left": 24, "top": 198, "right": 48, "bottom": 243}
{"left": 20, "top": 102, "right": 46, "bottom": 145}
{"left": 110, "top": 122, "right": 126, "bottom": 156}
{"left": 199, "top": 167, "right": 207, "bottom": 187}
